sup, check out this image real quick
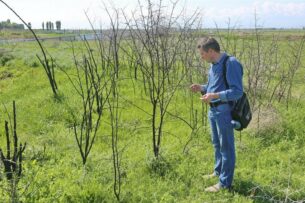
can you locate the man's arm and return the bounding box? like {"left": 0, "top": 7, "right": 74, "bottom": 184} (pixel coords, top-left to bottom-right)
{"left": 201, "top": 58, "right": 243, "bottom": 103}
{"left": 190, "top": 82, "right": 208, "bottom": 94}
{"left": 218, "top": 58, "right": 243, "bottom": 102}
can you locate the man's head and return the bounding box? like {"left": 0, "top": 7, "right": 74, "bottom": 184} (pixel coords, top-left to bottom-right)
{"left": 197, "top": 37, "right": 221, "bottom": 63}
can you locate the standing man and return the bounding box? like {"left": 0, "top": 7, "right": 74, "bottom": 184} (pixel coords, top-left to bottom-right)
{"left": 190, "top": 37, "right": 243, "bottom": 192}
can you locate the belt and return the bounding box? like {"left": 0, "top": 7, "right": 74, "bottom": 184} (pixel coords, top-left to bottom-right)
{"left": 209, "top": 101, "right": 229, "bottom": 108}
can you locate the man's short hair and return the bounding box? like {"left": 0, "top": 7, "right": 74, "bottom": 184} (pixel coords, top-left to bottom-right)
{"left": 197, "top": 37, "right": 220, "bottom": 52}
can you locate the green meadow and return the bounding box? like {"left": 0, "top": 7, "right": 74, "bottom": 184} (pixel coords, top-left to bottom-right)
{"left": 0, "top": 29, "right": 305, "bottom": 203}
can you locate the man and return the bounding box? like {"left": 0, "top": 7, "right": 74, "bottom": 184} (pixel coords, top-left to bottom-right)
{"left": 190, "top": 37, "right": 243, "bottom": 192}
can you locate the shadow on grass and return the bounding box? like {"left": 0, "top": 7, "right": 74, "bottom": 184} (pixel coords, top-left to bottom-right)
{"left": 232, "top": 179, "right": 271, "bottom": 202}
{"left": 232, "top": 179, "right": 305, "bottom": 203}
{"left": 52, "top": 92, "right": 65, "bottom": 103}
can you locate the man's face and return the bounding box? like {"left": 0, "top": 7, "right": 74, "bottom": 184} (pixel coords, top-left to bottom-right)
{"left": 199, "top": 48, "right": 212, "bottom": 63}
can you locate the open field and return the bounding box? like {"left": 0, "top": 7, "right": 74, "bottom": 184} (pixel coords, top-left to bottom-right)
{"left": 0, "top": 27, "right": 305, "bottom": 203}
{"left": 0, "top": 29, "right": 95, "bottom": 40}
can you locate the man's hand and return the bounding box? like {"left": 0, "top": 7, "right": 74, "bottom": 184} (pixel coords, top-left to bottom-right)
{"left": 190, "top": 84, "right": 202, "bottom": 92}
{"left": 200, "top": 93, "right": 219, "bottom": 103}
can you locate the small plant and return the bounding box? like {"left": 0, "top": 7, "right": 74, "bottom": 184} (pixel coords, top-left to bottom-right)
{"left": 0, "top": 101, "right": 26, "bottom": 202}
{"left": 67, "top": 40, "right": 112, "bottom": 166}
{"left": 147, "top": 156, "right": 172, "bottom": 177}
{"left": 0, "top": 49, "right": 14, "bottom": 66}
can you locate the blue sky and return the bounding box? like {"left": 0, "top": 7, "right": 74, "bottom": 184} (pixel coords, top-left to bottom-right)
{"left": 0, "top": 0, "right": 305, "bottom": 29}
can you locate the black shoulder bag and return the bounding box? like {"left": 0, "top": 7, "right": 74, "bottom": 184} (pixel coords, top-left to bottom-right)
{"left": 223, "top": 56, "right": 252, "bottom": 131}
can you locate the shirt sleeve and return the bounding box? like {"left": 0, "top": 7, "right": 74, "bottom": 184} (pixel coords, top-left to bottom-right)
{"left": 200, "top": 77, "right": 210, "bottom": 95}
{"left": 201, "top": 67, "right": 211, "bottom": 95}
{"left": 201, "top": 82, "right": 208, "bottom": 95}
{"left": 218, "top": 58, "right": 243, "bottom": 102}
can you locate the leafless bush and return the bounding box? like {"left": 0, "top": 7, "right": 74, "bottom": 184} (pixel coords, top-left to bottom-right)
{"left": 122, "top": 0, "right": 201, "bottom": 158}
{"left": 104, "top": 5, "right": 125, "bottom": 201}
{"left": 0, "top": 101, "right": 26, "bottom": 202}
{"left": 65, "top": 39, "right": 112, "bottom": 165}
{"left": 214, "top": 14, "right": 305, "bottom": 133}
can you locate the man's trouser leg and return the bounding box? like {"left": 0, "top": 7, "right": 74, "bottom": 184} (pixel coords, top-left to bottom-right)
{"left": 209, "top": 112, "right": 221, "bottom": 176}
{"left": 209, "top": 109, "right": 235, "bottom": 188}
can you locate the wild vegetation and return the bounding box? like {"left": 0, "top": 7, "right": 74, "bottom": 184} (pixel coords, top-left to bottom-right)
{"left": 0, "top": 0, "right": 305, "bottom": 202}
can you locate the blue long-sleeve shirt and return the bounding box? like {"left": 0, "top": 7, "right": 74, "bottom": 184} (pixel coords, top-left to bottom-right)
{"left": 201, "top": 53, "right": 243, "bottom": 102}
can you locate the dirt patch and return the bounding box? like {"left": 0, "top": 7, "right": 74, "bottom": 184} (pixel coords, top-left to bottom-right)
{"left": 248, "top": 104, "right": 281, "bottom": 132}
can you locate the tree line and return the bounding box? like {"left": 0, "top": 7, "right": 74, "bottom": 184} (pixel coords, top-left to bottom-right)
{"left": 42, "top": 21, "right": 61, "bottom": 30}
{"left": 0, "top": 19, "right": 24, "bottom": 30}
{"left": 0, "top": 19, "right": 62, "bottom": 30}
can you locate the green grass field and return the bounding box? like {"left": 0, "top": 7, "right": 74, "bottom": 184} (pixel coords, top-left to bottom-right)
{"left": 0, "top": 30, "right": 305, "bottom": 202}
{"left": 0, "top": 29, "right": 94, "bottom": 40}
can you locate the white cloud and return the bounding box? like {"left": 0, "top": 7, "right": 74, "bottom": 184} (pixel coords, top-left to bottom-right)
{"left": 200, "top": 1, "right": 305, "bottom": 27}
{"left": 204, "top": 1, "right": 305, "bottom": 18}
{"left": 258, "top": 1, "right": 305, "bottom": 16}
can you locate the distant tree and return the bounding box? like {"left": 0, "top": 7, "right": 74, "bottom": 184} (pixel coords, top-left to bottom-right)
{"left": 55, "top": 20, "right": 61, "bottom": 30}
{"left": 2, "top": 20, "right": 9, "bottom": 28}
{"left": 0, "top": 19, "right": 24, "bottom": 30}
{"left": 42, "top": 22, "right": 44, "bottom": 30}
{"left": 51, "top": 22, "right": 54, "bottom": 30}
{"left": 27, "top": 22, "right": 31, "bottom": 29}
{"left": 11, "top": 22, "right": 22, "bottom": 29}
{"left": 46, "top": 21, "right": 51, "bottom": 30}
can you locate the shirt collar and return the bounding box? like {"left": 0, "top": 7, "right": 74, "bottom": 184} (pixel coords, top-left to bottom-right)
{"left": 212, "top": 52, "right": 227, "bottom": 65}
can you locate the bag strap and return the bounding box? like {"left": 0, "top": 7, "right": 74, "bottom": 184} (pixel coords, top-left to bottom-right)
{"left": 223, "top": 55, "right": 235, "bottom": 107}
{"left": 223, "top": 55, "right": 230, "bottom": 89}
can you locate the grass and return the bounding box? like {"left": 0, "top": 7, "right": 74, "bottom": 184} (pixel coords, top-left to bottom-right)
{"left": 0, "top": 30, "right": 305, "bottom": 202}
{"left": 0, "top": 29, "right": 94, "bottom": 40}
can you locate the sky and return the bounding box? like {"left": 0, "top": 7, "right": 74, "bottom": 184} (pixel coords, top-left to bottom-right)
{"left": 0, "top": 0, "right": 305, "bottom": 29}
